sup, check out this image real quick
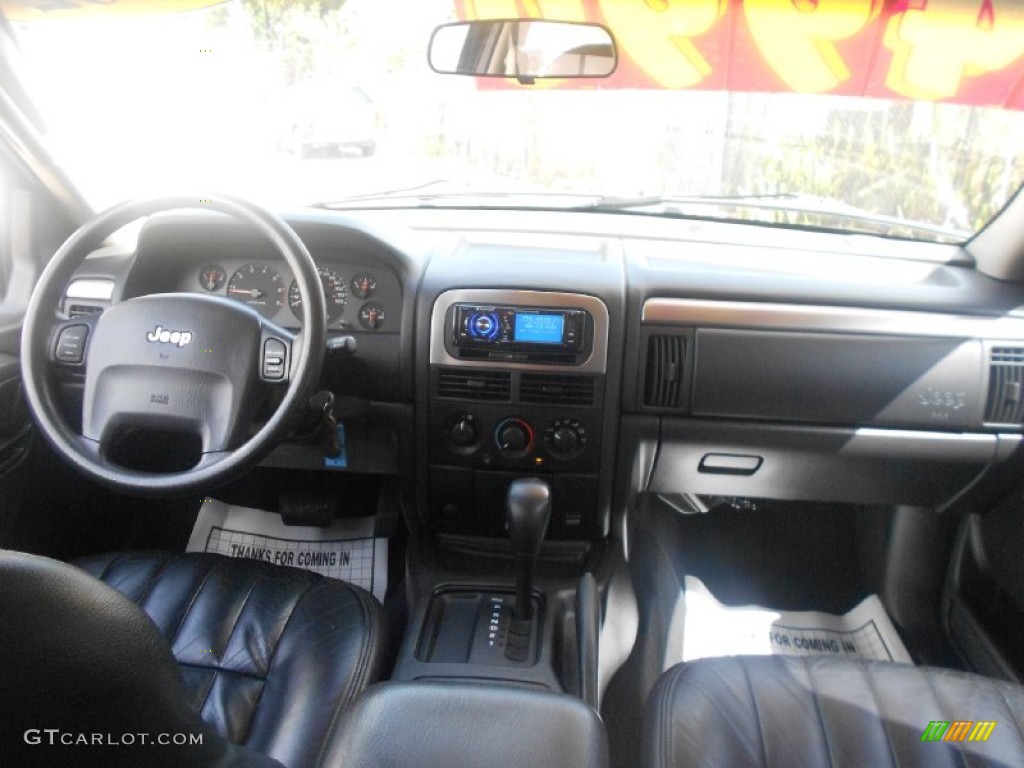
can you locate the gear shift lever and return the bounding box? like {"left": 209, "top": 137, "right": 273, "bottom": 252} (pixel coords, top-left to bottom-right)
{"left": 506, "top": 477, "right": 551, "bottom": 621}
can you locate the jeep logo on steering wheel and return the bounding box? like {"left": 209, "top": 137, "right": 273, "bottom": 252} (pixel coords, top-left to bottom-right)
{"left": 146, "top": 325, "right": 193, "bottom": 348}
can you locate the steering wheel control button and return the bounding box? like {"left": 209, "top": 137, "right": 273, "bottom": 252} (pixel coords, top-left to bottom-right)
{"left": 262, "top": 338, "right": 288, "bottom": 380}
{"left": 495, "top": 417, "right": 533, "bottom": 456}
{"left": 54, "top": 324, "right": 89, "bottom": 364}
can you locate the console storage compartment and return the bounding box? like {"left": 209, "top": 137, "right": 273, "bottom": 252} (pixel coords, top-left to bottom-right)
{"left": 325, "top": 681, "right": 609, "bottom": 768}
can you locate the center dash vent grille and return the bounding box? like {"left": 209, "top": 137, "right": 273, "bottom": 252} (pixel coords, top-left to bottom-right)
{"left": 644, "top": 334, "right": 686, "bottom": 409}
{"left": 520, "top": 373, "right": 596, "bottom": 407}
{"left": 985, "top": 347, "right": 1024, "bottom": 425}
{"left": 437, "top": 369, "right": 511, "bottom": 401}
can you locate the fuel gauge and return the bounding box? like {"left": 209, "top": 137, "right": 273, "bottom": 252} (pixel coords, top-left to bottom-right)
{"left": 199, "top": 265, "right": 227, "bottom": 292}
{"left": 358, "top": 302, "right": 386, "bottom": 330}
{"left": 351, "top": 273, "right": 377, "bottom": 299}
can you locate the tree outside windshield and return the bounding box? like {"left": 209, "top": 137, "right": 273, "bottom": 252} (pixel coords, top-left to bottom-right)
{"left": 8, "top": 0, "right": 1024, "bottom": 242}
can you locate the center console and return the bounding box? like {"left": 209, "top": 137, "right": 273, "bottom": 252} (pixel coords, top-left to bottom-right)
{"left": 426, "top": 289, "right": 610, "bottom": 538}
{"left": 326, "top": 681, "right": 609, "bottom": 768}
{"left": 391, "top": 288, "right": 611, "bottom": 702}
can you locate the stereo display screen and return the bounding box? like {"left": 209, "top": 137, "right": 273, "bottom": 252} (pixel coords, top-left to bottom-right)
{"left": 513, "top": 312, "right": 565, "bottom": 344}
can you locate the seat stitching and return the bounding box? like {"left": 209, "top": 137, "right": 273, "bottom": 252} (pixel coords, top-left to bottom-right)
{"left": 196, "top": 668, "right": 220, "bottom": 720}
{"left": 96, "top": 552, "right": 122, "bottom": 582}
{"left": 241, "top": 578, "right": 317, "bottom": 747}
{"left": 178, "top": 661, "right": 268, "bottom": 682}
{"left": 216, "top": 572, "right": 266, "bottom": 747}
{"left": 168, "top": 557, "right": 216, "bottom": 644}
{"left": 218, "top": 571, "right": 261, "bottom": 667}
{"left": 921, "top": 669, "right": 969, "bottom": 768}
{"left": 660, "top": 664, "right": 687, "bottom": 768}
{"left": 136, "top": 552, "right": 183, "bottom": 605}
{"left": 805, "top": 660, "right": 837, "bottom": 767}
{"left": 739, "top": 656, "right": 770, "bottom": 767}
{"left": 344, "top": 587, "right": 378, "bottom": 709}
{"left": 860, "top": 662, "right": 900, "bottom": 768}
{"left": 336, "top": 587, "right": 375, "bottom": 711}
{"left": 314, "top": 585, "right": 377, "bottom": 765}
{"left": 261, "top": 578, "right": 316, "bottom": 673}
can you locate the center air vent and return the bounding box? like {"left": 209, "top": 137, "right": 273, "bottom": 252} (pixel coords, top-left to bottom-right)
{"left": 644, "top": 334, "right": 686, "bottom": 409}
{"left": 437, "top": 368, "right": 511, "bottom": 401}
{"left": 520, "top": 373, "right": 596, "bottom": 407}
{"left": 985, "top": 347, "right": 1024, "bottom": 425}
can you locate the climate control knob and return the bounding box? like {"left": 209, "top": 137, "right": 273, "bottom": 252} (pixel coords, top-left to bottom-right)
{"left": 551, "top": 427, "right": 579, "bottom": 454}
{"left": 449, "top": 416, "right": 478, "bottom": 448}
{"left": 495, "top": 417, "right": 533, "bottom": 455}
{"left": 544, "top": 418, "right": 587, "bottom": 459}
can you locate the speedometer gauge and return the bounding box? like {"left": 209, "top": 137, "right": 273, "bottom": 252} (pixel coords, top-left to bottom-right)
{"left": 226, "top": 264, "right": 286, "bottom": 319}
{"left": 289, "top": 266, "right": 349, "bottom": 324}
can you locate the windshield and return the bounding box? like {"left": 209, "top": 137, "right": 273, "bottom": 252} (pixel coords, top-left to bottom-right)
{"left": 8, "top": 0, "right": 1024, "bottom": 244}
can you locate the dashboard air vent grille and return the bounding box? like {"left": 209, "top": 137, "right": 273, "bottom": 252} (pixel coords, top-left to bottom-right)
{"left": 437, "top": 369, "right": 511, "bottom": 401}
{"left": 986, "top": 347, "right": 1024, "bottom": 424}
{"left": 68, "top": 304, "right": 104, "bottom": 318}
{"left": 644, "top": 334, "right": 686, "bottom": 409}
{"left": 520, "top": 373, "right": 596, "bottom": 407}
{"left": 991, "top": 348, "right": 1024, "bottom": 364}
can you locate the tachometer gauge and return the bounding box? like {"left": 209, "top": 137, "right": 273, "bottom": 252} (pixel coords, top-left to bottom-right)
{"left": 198, "top": 265, "right": 226, "bottom": 292}
{"left": 226, "top": 263, "right": 285, "bottom": 319}
{"left": 351, "top": 273, "right": 377, "bottom": 299}
{"left": 289, "top": 266, "right": 349, "bottom": 324}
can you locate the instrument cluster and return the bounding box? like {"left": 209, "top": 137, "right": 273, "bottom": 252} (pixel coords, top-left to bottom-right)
{"left": 194, "top": 262, "right": 392, "bottom": 330}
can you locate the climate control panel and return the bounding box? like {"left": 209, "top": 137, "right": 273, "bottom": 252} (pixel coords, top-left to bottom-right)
{"left": 433, "top": 406, "right": 600, "bottom": 472}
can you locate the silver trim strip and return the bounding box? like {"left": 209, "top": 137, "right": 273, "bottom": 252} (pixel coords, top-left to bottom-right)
{"left": 642, "top": 298, "right": 1024, "bottom": 340}
{"left": 430, "top": 289, "right": 610, "bottom": 373}
{"left": 65, "top": 278, "right": 115, "bottom": 301}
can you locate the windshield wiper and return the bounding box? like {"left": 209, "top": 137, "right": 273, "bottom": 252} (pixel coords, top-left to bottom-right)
{"left": 573, "top": 193, "right": 972, "bottom": 241}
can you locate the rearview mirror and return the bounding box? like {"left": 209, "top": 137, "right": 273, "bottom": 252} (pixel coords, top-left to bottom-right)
{"left": 428, "top": 20, "right": 617, "bottom": 82}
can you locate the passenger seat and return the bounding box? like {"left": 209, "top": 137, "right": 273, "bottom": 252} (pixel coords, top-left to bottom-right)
{"left": 642, "top": 655, "right": 1024, "bottom": 767}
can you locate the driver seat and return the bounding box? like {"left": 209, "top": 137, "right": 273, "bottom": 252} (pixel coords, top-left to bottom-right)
{"left": 1, "top": 549, "right": 385, "bottom": 768}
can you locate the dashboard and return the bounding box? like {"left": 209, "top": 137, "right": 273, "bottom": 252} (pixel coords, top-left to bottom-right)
{"left": 58, "top": 206, "right": 1024, "bottom": 541}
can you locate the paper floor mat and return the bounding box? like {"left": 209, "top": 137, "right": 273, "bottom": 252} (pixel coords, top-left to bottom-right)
{"left": 187, "top": 499, "right": 387, "bottom": 603}
{"left": 682, "top": 575, "right": 912, "bottom": 664}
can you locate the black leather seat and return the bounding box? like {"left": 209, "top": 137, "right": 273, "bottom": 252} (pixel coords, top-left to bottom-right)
{"left": 643, "top": 655, "right": 1024, "bottom": 768}
{"left": 1, "top": 549, "right": 384, "bottom": 767}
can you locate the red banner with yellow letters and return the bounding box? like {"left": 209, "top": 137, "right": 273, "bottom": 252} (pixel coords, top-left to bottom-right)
{"left": 456, "top": 0, "right": 1024, "bottom": 109}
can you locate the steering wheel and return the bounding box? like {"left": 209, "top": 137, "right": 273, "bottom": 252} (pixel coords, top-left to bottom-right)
{"left": 21, "top": 196, "right": 326, "bottom": 496}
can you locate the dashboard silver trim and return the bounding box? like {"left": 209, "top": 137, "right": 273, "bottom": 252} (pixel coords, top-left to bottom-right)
{"left": 430, "top": 289, "right": 610, "bottom": 373}
{"left": 642, "top": 298, "right": 1024, "bottom": 340}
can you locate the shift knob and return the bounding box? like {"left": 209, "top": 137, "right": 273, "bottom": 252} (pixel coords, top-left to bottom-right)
{"left": 507, "top": 477, "right": 551, "bottom": 620}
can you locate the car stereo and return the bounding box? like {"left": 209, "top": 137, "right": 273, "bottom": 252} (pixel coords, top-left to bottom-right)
{"left": 450, "top": 304, "right": 590, "bottom": 362}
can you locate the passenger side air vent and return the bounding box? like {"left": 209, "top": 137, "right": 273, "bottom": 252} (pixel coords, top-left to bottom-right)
{"left": 67, "top": 303, "right": 104, "bottom": 318}
{"left": 437, "top": 368, "right": 511, "bottom": 401}
{"left": 520, "top": 373, "right": 596, "bottom": 407}
{"left": 985, "top": 347, "right": 1024, "bottom": 425}
{"left": 644, "top": 334, "right": 686, "bottom": 409}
